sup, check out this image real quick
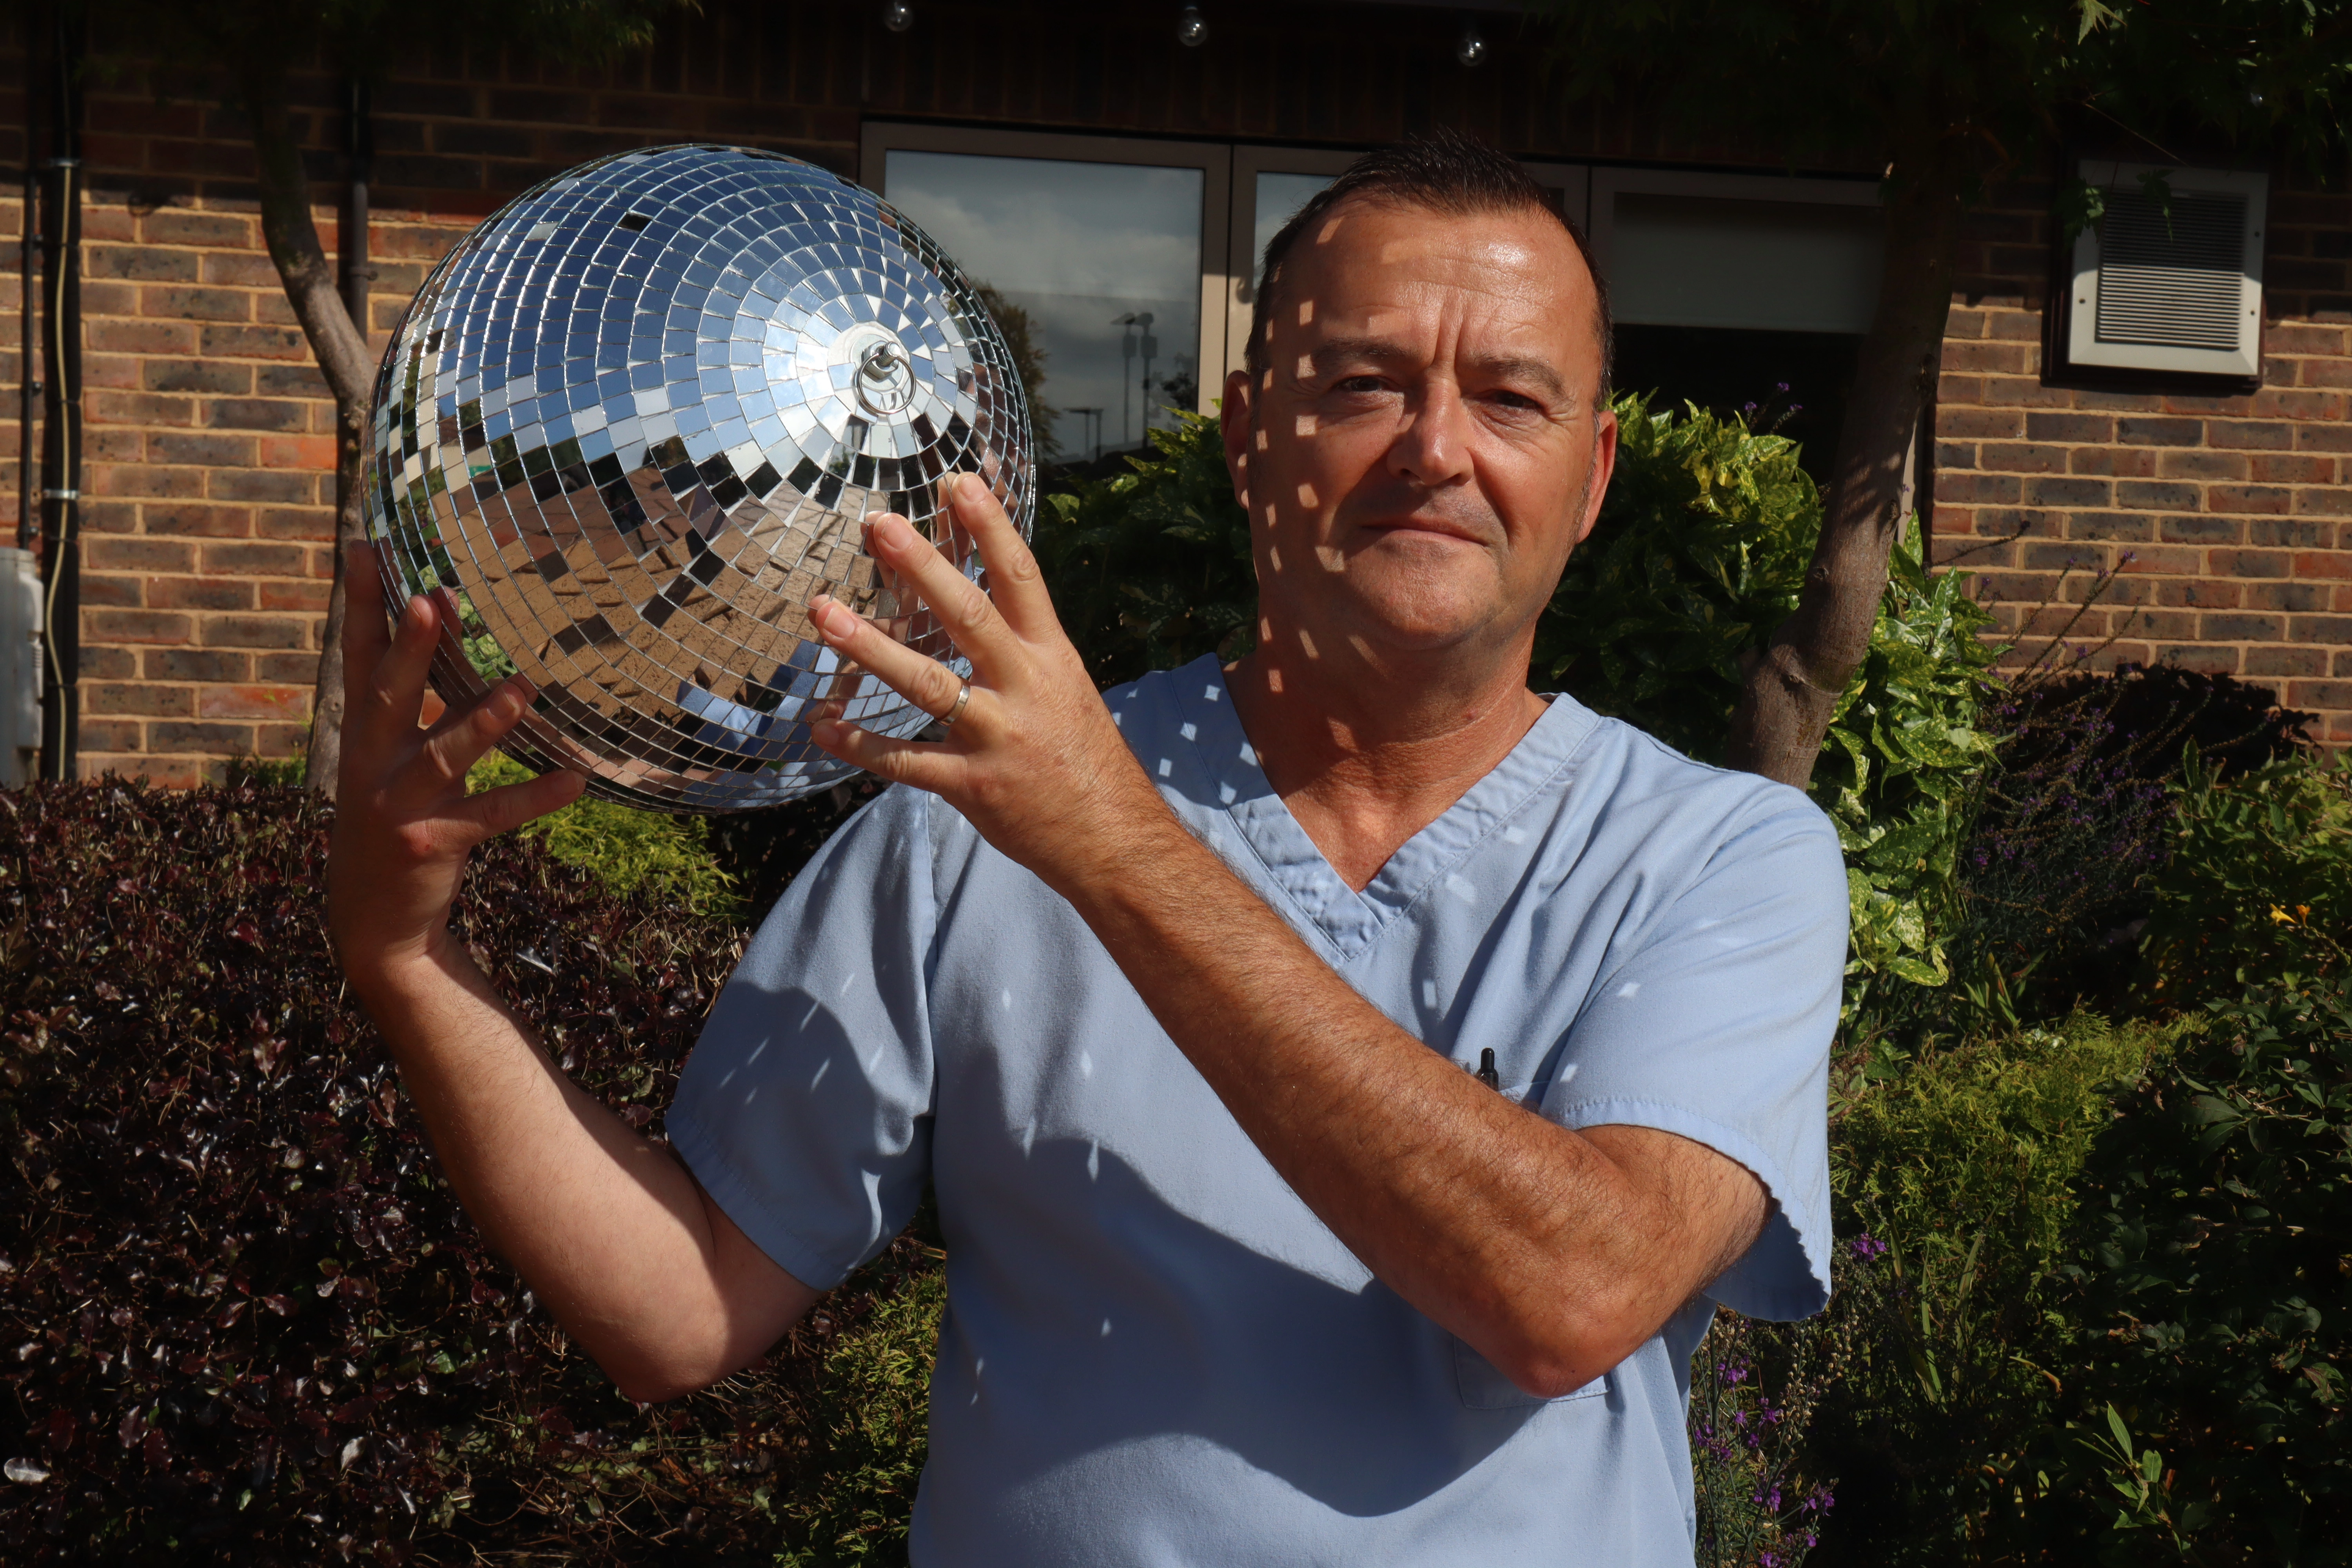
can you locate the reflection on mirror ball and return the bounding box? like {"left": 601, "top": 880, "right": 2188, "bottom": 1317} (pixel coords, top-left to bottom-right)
{"left": 363, "top": 143, "right": 1035, "bottom": 811}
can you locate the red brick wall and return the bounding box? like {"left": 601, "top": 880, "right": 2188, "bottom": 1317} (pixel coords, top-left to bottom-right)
{"left": 1935, "top": 173, "right": 2352, "bottom": 746}
{"left": 4, "top": 2, "right": 2348, "bottom": 780}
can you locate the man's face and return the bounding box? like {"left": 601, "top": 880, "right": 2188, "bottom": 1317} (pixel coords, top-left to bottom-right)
{"left": 1221, "top": 197, "right": 1615, "bottom": 668}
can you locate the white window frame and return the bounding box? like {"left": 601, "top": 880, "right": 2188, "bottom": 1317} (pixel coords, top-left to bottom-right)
{"left": 859, "top": 122, "right": 1233, "bottom": 417}
{"left": 2064, "top": 159, "right": 2266, "bottom": 380}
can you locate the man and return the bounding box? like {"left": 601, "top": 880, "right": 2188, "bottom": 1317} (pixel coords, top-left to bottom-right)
{"left": 330, "top": 134, "right": 1846, "bottom": 1564}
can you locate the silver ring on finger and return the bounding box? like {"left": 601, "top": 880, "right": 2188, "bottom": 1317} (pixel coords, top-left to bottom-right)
{"left": 938, "top": 675, "right": 973, "bottom": 730}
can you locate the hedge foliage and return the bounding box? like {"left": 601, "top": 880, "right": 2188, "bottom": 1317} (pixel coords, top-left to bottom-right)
{"left": 0, "top": 782, "right": 938, "bottom": 1564}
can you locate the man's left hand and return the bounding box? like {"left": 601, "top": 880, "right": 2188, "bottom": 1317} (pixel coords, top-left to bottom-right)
{"left": 804, "top": 472, "right": 1169, "bottom": 895}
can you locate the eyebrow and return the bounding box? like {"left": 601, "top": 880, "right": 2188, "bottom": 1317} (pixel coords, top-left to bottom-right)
{"left": 1307, "top": 338, "right": 1570, "bottom": 402}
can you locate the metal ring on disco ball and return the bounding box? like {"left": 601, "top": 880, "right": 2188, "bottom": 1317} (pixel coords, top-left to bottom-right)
{"left": 363, "top": 143, "right": 1035, "bottom": 811}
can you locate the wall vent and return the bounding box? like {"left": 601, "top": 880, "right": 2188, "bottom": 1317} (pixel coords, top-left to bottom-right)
{"left": 2064, "top": 161, "right": 2265, "bottom": 380}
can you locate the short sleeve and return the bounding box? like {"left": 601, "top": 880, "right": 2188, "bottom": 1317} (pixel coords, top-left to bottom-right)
{"left": 666, "top": 787, "right": 939, "bottom": 1291}
{"left": 1540, "top": 790, "right": 1846, "bottom": 1321}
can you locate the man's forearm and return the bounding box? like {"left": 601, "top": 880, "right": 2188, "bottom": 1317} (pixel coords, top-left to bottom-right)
{"left": 1049, "top": 804, "right": 1748, "bottom": 1395}
{"left": 354, "top": 944, "right": 804, "bottom": 1401}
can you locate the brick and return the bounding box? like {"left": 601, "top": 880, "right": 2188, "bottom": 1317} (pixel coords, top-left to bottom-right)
{"left": 80, "top": 719, "right": 145, "bottom": 754}
{"left": 1938, "top": 407, "right": 2021, "bottom": 439}
{"left": 259, "top": 435, "right": 336, "bottom": 469}
{"left": 143, "top": 284, "right": 250, "bottom": 323}
{"left": 2113, "top": 479, "right": 2201, "bottom": 510}
{"left": 2025, "top": 412, "right": 2112, "bottom": 443}
{"left": 2023, "top": 476, "right": 2110, "bottom": 507}
{"left": 2152, "top": 644, "right": 2242, "bottom": 673}
{"left": 207, "top": 397, "right": 310, "bottom": 433}
{"left": 81, "top": 574, "right": 143, "bottom": 608}
{"left": 2158, "top": 516, "right": 2243, "bottom": 545}
{"left": 2073, "top": 389, "right": 2167, "bottom": 414}
{"left": 2299, "top": 358, "right": 2352, "bottom": 389}
{"left": 86, "top": 537, "right": 195, "bottom": 574}
{"left": 198, "top": 252, "right": 283, "bottom": 289}
{"left": 149, "top": 431, "right": 257, "bottom": 467}
{"left": 196, "top": 684, "right": 310, "bottom": 721}
{"left": 148, "top": 720, "right": 255, "bottom": 753}
{"left": 2243, "top": 646, "right": 2329, "bottom": 678}
{"left": 79, "top": 647, "right": 137, "bottom": 680}
{"left": 143, "top": 647, "right": 251, "bottom": 682}
{"left": 251, "top": 722, "right": 313, "bottom": 759}
{"left": 149, "top": 576, "right": 256, "bottom": 611}
{"left": 254, "top": 506, "right": 334, "bottom": 541}
{"left": 2296, "top": 485, "right": 2352, "bottom": 517}
{"left": 2250, "top": 387, "right": 2348, "bottom": 421}
{"left": 256, "top": 652, "right": 321, "bottom": 683}
{"left": 87, "top": 682, "right": 194, "bottom": 718}
{"left": 210, "top": 469, "right": 316, "bottom": 505}
{"left": 2155, "top": 448, "right": 2249, "bottom": 482}
{"left": 2206, "top": 485, "right": 2294, "bottom": 515}
{"left": 197, "top": 324, "right": 310, "bottom": 361}
{"left": 142, "top": 210, "right": 253, "bottom": 247}
{"left": 2291, "top": 616, "right": 2352, "bottom": 644}
{"left": 254, "top": 364, "right": 332, "bottom": 398}
{"left": 87, "top": 608, "right": 192, "bottom": 644}
{"left": 2068, "top": 445, "right": 2157, "bottom": 478}
{"left": 90, "top": 390, "right": 196, "bottom": 426}
{"left": 201, "top": 615, "right": 309, "bottom": 650}
{"left": 2294, "top": 550, "right": 2352, "bottom": 579}
{"left": 1940, "top": 340, "right": 2029, "bottom": 374}
{"left": 89, "top": 319, "right": 198, "bottom": 356}
{"left": 2249, "top": 519, "right": 2332, "bottom": 549}
{"left": 198, "top": 540, "right": 309, "bottom": 575}
{"left": 2021, "top": 541, "right": 2107, "bottom": 571}
{"left": 1935, "top": 472, "right": 2023, "bottom": 505}
{"left": 1934, "top": 441, "right": 1978, "bottom": 470}
{"left": 2265, "top": 323, "right": 2349, "bottom": 355}
{"left": 144, "top": 358, "right": 252, "bottom": 394}
{"left": 87, "top": 243, "right": 200, "bottom": 283}
{"left": 2209, "top": 548, "right": 2291, "bottom": 577}
{"left": 2158, "top": 579, "right": 2241, "bottom": 609}
{"left": 258, "top": 578, "right": 330, "bottom": 613}
{"left": 2286, "top": 680, "right": 2352, "bottom": 710}
{"left": 2066, "top": 511, "right": 2154, "bottom": 542}
{"left": 2249, "top": 452, "right": 2337, "bottom": 484}
{"left": 2117, "top": 416, "right": 2203, "bottom": 446}
{"left": 2247, "top": 582, "right": 2332, "bottom": 613}
{"left": 2206, "top": 419, "right": 2297, "bottom": 451}
{"left": 1977, "top": 442, "right": 2069, "bottom": 474}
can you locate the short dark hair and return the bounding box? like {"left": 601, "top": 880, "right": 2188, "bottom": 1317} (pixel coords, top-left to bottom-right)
{"left": 1246, "top": 129, "right": 1612, "bottom": 400}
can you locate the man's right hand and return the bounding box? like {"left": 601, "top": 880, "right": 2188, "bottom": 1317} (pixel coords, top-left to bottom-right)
{"left": 327, "top": 542, "right": 586, "bottom": 991}
{"left": 320, "top": 542, "right": 819, "bottom": 1403}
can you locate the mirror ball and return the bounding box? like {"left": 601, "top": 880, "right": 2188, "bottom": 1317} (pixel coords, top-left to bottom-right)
{"left": 363, "top": 143, "right": 1036, "bottom": 811}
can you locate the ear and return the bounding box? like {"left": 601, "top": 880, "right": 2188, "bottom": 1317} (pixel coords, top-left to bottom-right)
{"left": 1574, "top": 405, "right": 1619, "bottom": 547}
{"left": 1220, "top": 368, "right": 1256, "bottom": 515}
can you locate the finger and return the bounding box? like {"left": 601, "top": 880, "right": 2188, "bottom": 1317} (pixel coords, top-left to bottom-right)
{"left": 341, "top": 542, "right": 395, "bottom": 708}
{"left": 944, "top": 472, "right": 1058, "bottom": 641}
{"left": 806, "top": 709, "right": 959, "bottom": 793}
{"left": 355, "top": 591, "right": 440, "bottom": 749}
{"left": 861, "top": 507, "right": 1020, "bottom": 674}
{"left": 410, "top": 675, "right": 537, "bottom": 798}
{"left": 808, "top": 595, "right": 977, "bottom": 730}
{"left": 454, "top": 768, "right": 587, "bottom": 842}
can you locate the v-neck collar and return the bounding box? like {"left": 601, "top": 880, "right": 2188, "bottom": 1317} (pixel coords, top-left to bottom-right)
{"left": 1169, "top": 659, "right": 1601, "bottom": 964}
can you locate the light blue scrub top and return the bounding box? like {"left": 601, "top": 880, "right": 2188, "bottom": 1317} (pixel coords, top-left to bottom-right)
{"left": 670, "top": 656, "right": 1848, "bottom": 1566}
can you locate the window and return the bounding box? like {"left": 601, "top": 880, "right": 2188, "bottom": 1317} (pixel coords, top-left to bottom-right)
{"left": 1589, "top": 168, "right": 1882, "bottom": 478}
{"left": 862, "top": 125, "right": 1230, "bottom": 463}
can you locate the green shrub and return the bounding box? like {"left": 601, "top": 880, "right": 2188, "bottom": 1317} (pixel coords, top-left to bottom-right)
{"left": 2140, "top": 745, "right": 2352, "bottom": 1005}
{"left": 1534, "top": 395, "right": 1815, "bottom": 760}
{"left": 469, "top": 750, "right": 745, "bottom": 918}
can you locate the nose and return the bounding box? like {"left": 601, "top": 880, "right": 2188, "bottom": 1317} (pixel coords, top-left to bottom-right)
{"left": 1385, "top": 378, "right": 1475, "bottom": 491}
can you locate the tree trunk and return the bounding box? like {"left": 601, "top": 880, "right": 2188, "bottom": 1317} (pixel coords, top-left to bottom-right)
{"left": 241, "top": 60, "right": 376, "bottom": 799}
{"left": 1720, "top": 130, "right": 1971, "bottom": 788}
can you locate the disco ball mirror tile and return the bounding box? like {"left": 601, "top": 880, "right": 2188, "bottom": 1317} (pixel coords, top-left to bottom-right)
{"left": 364, "top": 143, "right": 1034, "bottom": 811}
